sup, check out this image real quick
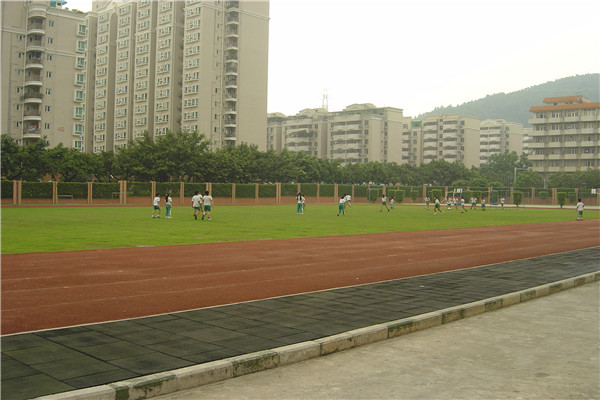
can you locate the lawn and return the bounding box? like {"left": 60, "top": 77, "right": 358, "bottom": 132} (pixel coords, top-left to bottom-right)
{"left": 1, "top": 203, "right": 596, "bottom": 254}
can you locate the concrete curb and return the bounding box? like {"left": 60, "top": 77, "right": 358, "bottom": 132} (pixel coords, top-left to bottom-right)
{"left": 35, "top": 271, "right": 599, "bottom": 400}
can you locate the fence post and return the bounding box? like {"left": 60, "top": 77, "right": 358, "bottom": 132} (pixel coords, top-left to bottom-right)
{"left": 531, "top": 187, "right": 535, "bottom": 205}
{"left": 334, "top": 184, "right": 338, "bottom": 202}
{"left": 52, "top": 181, "right": 58, "bottom": 205}
{"left": 180, "top": 182, "right": 185, "bottom": 205}
{"left": 87, "top": 182, "right": 93, "bottom": 205}
{"left": 231, "top": 183, "right": 236, "bottom": 204}
{"left": 422, "top": 184, "right": 426, "bottom": 201}
{"left": 317, "top": 183, "right": 320, "bottom": 203}
{"left": 552, "top": 187, "right": 557, "bottom": 205}
{"left": 13, "top": 180, "right": 22, "bottom": 206}
{"left": 255, "top": 183, "right": 259, "bottom": 204}
{"left": 276, "top": 182, "right": 281, "bottom": 204}
{"left": 150, "top": 181, "right": 156, "bottom": 205}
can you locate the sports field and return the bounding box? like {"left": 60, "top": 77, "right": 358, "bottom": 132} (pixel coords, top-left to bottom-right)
{"left": 2, "top": 203, "right": 597, "bottom": 254}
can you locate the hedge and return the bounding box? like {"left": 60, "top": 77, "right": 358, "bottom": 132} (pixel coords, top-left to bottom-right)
{"left": 92, "top": 182, "right": 120, "bottom": 199}
{"left": 319, "top": 184, "right": 335, "bottom": 197}
{"left": 212, "top": 183, "right": 232, "bottom": 198}
{"left": 156, "top": 182, "right": 181, "bottom": 197}
{"left": 184, "top": 183, "right": 206, "bottom": 197}
{"left": 57, "top": 182, "right": 87, "bottom": 199}
{"left": 22, "top": 182, "right": 53, "bottom": 199}
{"left": 1, "top": 181, "right": 14, "bottom": 199}
{"left": 258, "top": 184, "right": 276, "bottom": 198}
{"left": 235, "top": 184, "right": 255, "bottom": 198}
{"left": 281, "top": 183, "right": 299, "bottom": 196}
{"left": 353, "top": 185, "right": 367, "bottom": 197}
{"left": 388, "top": 189, "right": 404, "bottom": 203}
{"left": 300, "top": 183, "right": 317, "bottom": 197}
{"left": 338, "top": 184, "right": 353, "bottom": 197}
{"left": 409, "top": 190, "right": 419, "bottom": 202}
{"left": 129, "top": 182, "right": 152, "bottom": 197}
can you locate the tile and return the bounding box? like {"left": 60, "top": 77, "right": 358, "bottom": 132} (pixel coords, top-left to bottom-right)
{"left": 32, "top": 355, "right": 119, "bottom": 380}
{"left": 118, "top": 329, "right": 188, "bottom": 346}
{"left": 1, "top": 358, "right": 38, "bottom": 380}
{"left": 78, "top": 341, "right": 156, "bottom": 361}
{"left": 48, "top": 331, "right": 121, "bottom": 349}
{"left": 64, "top": 368, "right": 139, "bottom": 389}
{"left": 1, "top": 374, "right": 75, "bottom": 400}
{"left": 110, "top": 352, "right": 194, "bottom": 375}
{"left": 6, "top": 343, "right": 84, "bottom": 365}
{"left": 179, "top": 326, "right": 246, "bottom": 342}
{"left": 147, "top": 338, "right": 221, "bottom": 357}
{"left": 143, "top": 318, "right": 208, "bottom": 333}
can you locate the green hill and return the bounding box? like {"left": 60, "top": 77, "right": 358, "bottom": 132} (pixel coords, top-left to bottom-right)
{"left": 417, "top": 74, "right": 600, "bottom": 126}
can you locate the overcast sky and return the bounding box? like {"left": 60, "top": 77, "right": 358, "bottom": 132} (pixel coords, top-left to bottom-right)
{"left": 67, "top": 0, "right": 600, "bottom": 117}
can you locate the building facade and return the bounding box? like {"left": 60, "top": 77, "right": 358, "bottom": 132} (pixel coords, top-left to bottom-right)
{"left": 1, "top": 0, "right": 95, "bottom": 151}
{"left": 528, "top": 96, "right": 600, "bottom": 177}
{"left": 479, "top": 119, "right": 526, "bottom": 164}
{"left": 91, "top": 0, "right": 269, "bottom": 153}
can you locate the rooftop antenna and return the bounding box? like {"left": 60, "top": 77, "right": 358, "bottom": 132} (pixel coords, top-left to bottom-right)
{"left": 322, "top": 88, "right": 328, "bottom": 111}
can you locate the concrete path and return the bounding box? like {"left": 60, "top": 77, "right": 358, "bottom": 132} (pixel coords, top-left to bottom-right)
{"left": 157, "top": 281, "right": 600, "bottom": 400}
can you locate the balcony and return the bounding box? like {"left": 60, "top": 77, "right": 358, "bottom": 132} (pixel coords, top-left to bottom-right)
{"left": 225, "top": 78, "right": 237, "bottom": 88}
{"left": 27, "top": 4, "right": 47, "bottom": 18}
{"left": 23, "top": 110, "right": 42, "bottom": 121}
{"left": 25, "top": 58, "right": 44, "bottom": 68}
{"left": 25, "top": 75, "right": 43, "bottom": 86}
{"left": 26, "top": 39, "right": 44, "bottom": 50}
{"left": 23, "top": 127, "right": 42, "bottom": 139}
{"left": 27, "top": 21, "right": 45, "bottom": 35}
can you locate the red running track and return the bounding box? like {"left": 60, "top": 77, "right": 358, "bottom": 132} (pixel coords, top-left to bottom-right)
{"left": 2, "top": 220, "right": 599, "bottom": 335}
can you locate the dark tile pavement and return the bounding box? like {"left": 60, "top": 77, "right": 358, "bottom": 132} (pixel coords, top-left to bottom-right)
{"left": 2, "top": 247, "right": 599, "bottom": 400}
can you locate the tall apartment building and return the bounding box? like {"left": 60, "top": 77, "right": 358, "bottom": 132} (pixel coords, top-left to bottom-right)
{"left": 1, "top": 0, "right": 95, "bottom": 151}
{"left": 91, "top": 0, "right": 269, "bottom": 154}
{"left": 528, "top": 96, "right": 600, "bottom": 178}
{"left": 479, "top": 119, "right": 525, "bottom": 164}
{"left": 417, "top": 114, "right": 481, "bottom": 168}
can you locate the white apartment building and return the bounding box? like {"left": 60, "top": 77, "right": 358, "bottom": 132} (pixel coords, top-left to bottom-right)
{"left": 528, "top": 96, "right": 600, "bottom": 178}
{"left": 479, "top": 119, "right": 525, "bottom": 164}
{"left": 268, "top": 104, "right": 408, "bottom": 165}
{"left": 92, "top": 0, "right": 269, "bottom": 153}
{"left": 1, "top": 0, "right": 95, "bottom": 151}
{"left": 418, "top": 114, "right": 481, "bottom": 168}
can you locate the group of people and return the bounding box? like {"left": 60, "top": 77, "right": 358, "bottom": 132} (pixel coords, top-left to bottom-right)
{"left": 423, "top": 195, "right": 504, "bottom": 215}
{"left": 151, "top": 190, "right": 213, "bottom": 220}
{"left": 337, "top": 194, "right": 352, "bottom": 216}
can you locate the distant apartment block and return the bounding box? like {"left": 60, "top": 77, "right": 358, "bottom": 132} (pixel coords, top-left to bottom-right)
{"left": 528, "top": 96, "right": 600, "bottom": 177}
{"left": 268, "top": 104, "right": 410, "bottom": 165}
{"left": 1, "top": 0, "right": 95, "bottom": 151}
{"left": 414, "top": 114, "right": 481, "bottom": 168}
{"left": 91, "top": 0, "right": 269, "bottom": 153}
{"left": 479, "top": 119, "right": 526, "bottom": 164}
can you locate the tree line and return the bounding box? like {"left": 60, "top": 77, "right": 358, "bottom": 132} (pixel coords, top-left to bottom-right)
{"left": 2, "top": 132, "right": 599, "bottom": 188}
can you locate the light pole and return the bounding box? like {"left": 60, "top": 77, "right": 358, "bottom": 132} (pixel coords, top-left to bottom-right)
{"left": 513, "top": 167, "right": 529, "bottom": 187}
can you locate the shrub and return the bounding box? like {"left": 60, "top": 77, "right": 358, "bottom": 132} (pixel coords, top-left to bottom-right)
{"left": 410, "top": 190, "right": 419, "bottom": 202}
{"left": 431, "top": 189, "right": 442, "bottom": 201}
{"left": 338, "top": 184, "right": 353, "bottom": 198}
{"left": 129, "top": 182, "right": 152, "bottom": 197}
{"left": 184, "top": 183, "right": 206, "bottom": 197}
{"left": 557, "top": 192, "right": 566, "bottom": 208}
{"left": 300, "top": 183, "right": 317, "bottom": 197}
{"left": 388, "top": 189, "right": 404, "bottom": 203}
{"left": 538, "top": 190, "right": 549, "bottom": 200}
{"left": 513, "top": 192, "right": 523, "bottom": 207}
{"left": 471, "top": 190, "right": 482, "bottom": 202}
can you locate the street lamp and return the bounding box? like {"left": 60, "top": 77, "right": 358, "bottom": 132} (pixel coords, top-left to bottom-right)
{"left": 513, "top": 167, "right": 530, "bottom": 187}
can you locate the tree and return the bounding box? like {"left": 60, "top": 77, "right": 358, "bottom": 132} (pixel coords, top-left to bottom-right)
{"left": 0, "top": 134, "right": 49, "bottom": 181}
{"left": 46, "top": 145, "right": 96, "bottom": 182}
{"left": 516, "top": 170, "right": 543, "bottom": 188}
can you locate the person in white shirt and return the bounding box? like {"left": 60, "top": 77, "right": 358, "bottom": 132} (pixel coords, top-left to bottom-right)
{"left": 380, "top": 195, "right": 389, "bottom": 212}
{"left": 337, "top": 195, "right": 346, "bottom": 216}
{"left": 344, "top": 194, "right": 352, "bottom": 208}
{"left": 165, "top": 193, "right": 173, "bottom": 219}
{"left": 152, "top": 193, "right": 161, "bottom": 218}
{"left": 433, "top": 197, "right": 445, "bottom": 215}
{"left": 576, "top": 199, "right": 584, "bottom": 221}
{"left": 191, "top": 191, "right": 203, "bottom": 220}
{"left": 296, "top": 192, "right": 304, "bottom": 215}
{"left": 500, "top": 197, "right": 505, "bottom": 209}
{"left": 202, "top": 190, "right": 214, "bottom": 220}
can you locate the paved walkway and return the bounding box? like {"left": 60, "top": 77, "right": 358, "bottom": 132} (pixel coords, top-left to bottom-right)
{"left": 1, "top": 247, "right": 599, "bottom": 400}
{"left": 156, "top": 280, "right": 600, "bottom": 400}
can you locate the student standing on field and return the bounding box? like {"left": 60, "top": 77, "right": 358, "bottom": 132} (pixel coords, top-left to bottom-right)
{"left": 165, "top": 193, "right": 173, "bottom": 219}
{"left": 296, "top": 192, "right": 304, "bottom": 215}
{"left": 425, "top": 196, "right": 430, "bottom": 210}
{"left": 380, "top": 194, "right": 390, "bottom": 212}
{"left": 576, "top": 198, "right": 584, "bottom": 221}
{"left": 390, "top": 197, "right": 395, "bottom": 210}
{"left": 500, "top": 197, "right": 505, "bottom": 209}
{"left": 202, "top": 190, "right": 213, "bottom": 220}
{"left": 470, "top": 197, "right": 477, "bottom": 210}
{"left": 481, "top": 198, "right": 486, "bottom": 211}
{"left": 337, "top": 195, "right": 346, "bottom": 216}
{"left": 191, "top": 191, "right": 203, "bottom": 220}
{"left": 433, "top": 196, "right": 445, "bottom": 215}
{"left": 152, "top": 193, "right": 161, "bottom": 218}
{"left": 345, "top": 194, "right": 352, "bottom": 208}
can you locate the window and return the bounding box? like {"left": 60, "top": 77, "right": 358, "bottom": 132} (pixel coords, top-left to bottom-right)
{"left": 77, "top": 40, "right": 87, "bottom": 53}
{"left": 76, "top": 57, "right": 85, "bottom": 69}
{"left": 75, "top": 73, "right": 85, "bottom": 85}
{"left": 78, "top": 24, "right": 87, "bottom": 36}
{"left": 74, "top": 107, "right": 84, "bottom": 119}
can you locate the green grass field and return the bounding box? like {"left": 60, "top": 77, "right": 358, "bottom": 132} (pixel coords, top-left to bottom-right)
{"left": 1, "top": 203, "right": 597, "bottom": 254}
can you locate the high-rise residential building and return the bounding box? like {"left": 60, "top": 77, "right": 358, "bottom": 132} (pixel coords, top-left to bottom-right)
{"left": 418, "top": 114, "right": 481, "bottom": 168}
{"left": 1, "top": 0, "right": 95, "bottom": 151}
{"left": 91, "top": 0, "right": 269, "bottom": 153}
{"left": 528, "top": 96, "right": 600, "bottom": 177}
{"left": 479, "top": 119, "right": 525, "bottom": 164}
